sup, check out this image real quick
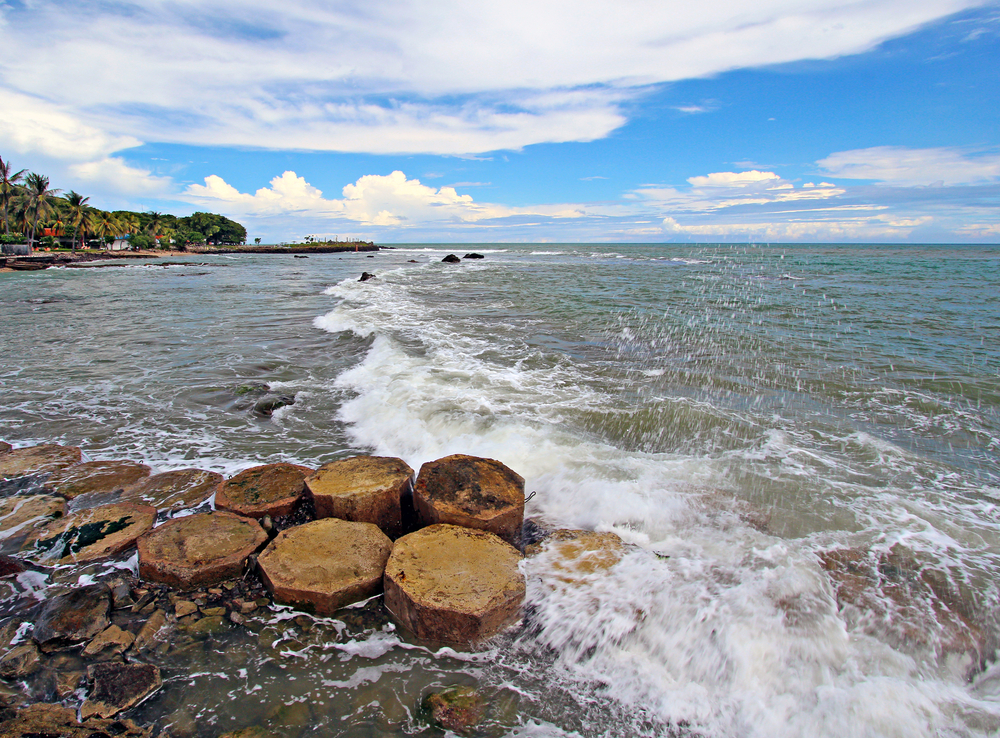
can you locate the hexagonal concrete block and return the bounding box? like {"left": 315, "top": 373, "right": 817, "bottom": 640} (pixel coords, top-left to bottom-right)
{"left": 413, "top": 455, "right": 524, "bottom": 546}
{"left": 305, "top": 456, "right": 414, "bottom": 538}
{"left": 257, "top": 518, "right": 392, "bottom": 615}
{"left": 44, "top": 460, "right": 151, "bottom": 500}
{"left": 128, "top": 468, "right": 223, "bottom": 514}
{"left": 215, "top": 463, "right": 313, "bottom": 519}
{"left": 23, "top": 502, "right": 156, "bottom": 564}
{"left": 384, "top": 524, "right": 525, "bottom": 645}
{"left": 0, "top": 444, "right": 82, "bottom": 480}
{"left": 137, "top": 511, "right": 268, "bottom": 589}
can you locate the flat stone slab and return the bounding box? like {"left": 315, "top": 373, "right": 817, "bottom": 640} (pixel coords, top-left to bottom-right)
{"left": 384, "top": 523, "right": 525, "bottom": 645}
{"left": 258, "top": 517, "right": 392, "bottom": 615}
{"left": 138, "top": 511, "right": 268, "bottom": 589}
{"left": 305, "top": 455, "right": 414, "bottom": 538}
{"left": 0, "top": 443, "right": 82, "bottom": 479}
{"left": 128, "top": 468, "right": 223, "bottom": 513}
{"left": 0, "top": 703, "right": 153, "bottom": 738}
{"left": 0, "top": 495, "right": 66, "bottom": 553}
{"left": 22, "top": 501, "right": 156, "bottom": 564}
{"left": 82, "top": 661, "right": 161, "bottom": 719}
{"left": 526, "top": 529, "right": 626, "bottom": 585}
{"left": 32, "top": 582, "right": 111, "bottom": 646}
{"left": 215, "top": 463, "right": 313, "bottom": 518}
{"left": 413, "top": 454, "right": 525, "bottom": 546}
{"left": 0, "top": 441, "right": 11, "bottom": 455}
{"left": 44, "top": 460, "right": 151, "bottom": 500}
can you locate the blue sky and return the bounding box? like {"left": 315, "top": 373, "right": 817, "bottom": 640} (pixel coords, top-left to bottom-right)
{"left": 1, "top": 0, "right": 998, "bottom": 243}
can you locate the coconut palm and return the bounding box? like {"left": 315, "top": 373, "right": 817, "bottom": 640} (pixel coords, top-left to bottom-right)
{"left": 0, "top": 156, "right": 26, "bottom": 235}
{"left": 64, "top": 191, "right": 91, "bottom": 251}
{"left": 92, "top": 211, "right": 121, "bottom": 249}
{"left": 22, "top": 173, "right": 61, "bottom": 250}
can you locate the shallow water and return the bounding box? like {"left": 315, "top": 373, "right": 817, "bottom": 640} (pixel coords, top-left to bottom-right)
{"left": 2, "top": 243, "right": 1000, "bottom": 737}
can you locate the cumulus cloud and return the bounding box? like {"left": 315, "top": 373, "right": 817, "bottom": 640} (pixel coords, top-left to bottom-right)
{"left": 67, "top": 158, "right": 172, "bottom": 196}
{"left": 817, "top": 146, "right": 1000, "bottom": 185}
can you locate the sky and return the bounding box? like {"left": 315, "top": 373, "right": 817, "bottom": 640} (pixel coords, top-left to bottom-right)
{"left": 1, "top": 0, "right": 998, "bottom": 243}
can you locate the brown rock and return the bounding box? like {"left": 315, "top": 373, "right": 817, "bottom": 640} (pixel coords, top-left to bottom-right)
{"left": 127, "top": 468, "right": 223, "bottom": 513}
{"left": 0, "top": 494, "right": 65, "bottom": 551}
{"left": 53, "top": 669, "right": 85, "bottom": 698}
{"left": 219, "top": 728, "right": 280, "bottom": 738}
{"left": 525, "top": 529, "right": 626, "bottom": 584}
{"left": 0, "top": 642, "right": 41, "bottom": 679}
{"left": 384, "top": 524, "right": 524, "bottom": 645}
{"left": 413, "top": 455, "right": 524, "bottom": 546}
{"left": 138, "top": 511, "right": 268, "bottom": 589}
{"left": 423, "top": 686, "right": 485, "bottom": 733}
{"left": 0, "top": 702, "right": 152, "bottom": 737}
{"left": 0, "top": 555, "right": 26, "bottom": 577}
{"left": 174, "top": 600, "right": 198, "bottom": 618}
{"left": 0, "top": 443, "right": 82, "bottom": 480}
{"left": 133, "top": 609, "right": 168, "bottom": 652}
{"left": 32, "top": 583, "right": 110, "bottom": 646}
{"left": 0, "top": 441, "right": 10, "bottom": 455}
{"left": 22, "top": 501, "right": 156, "bottom": 564}
{"left": 82, "top": 624, "right": 135, "bottom": 658}
{"left": 44, "top": 460, "right": 151, "bottom": 500}
{"left": 81, "top": 661, "right": 161, "bottom": 719}
{"left": 305, "top": 455, "right": 414, "bottom": 538}
{"left": 215, "top": 463, "right": 313, "bottom": 519}
{"left": 258, "top": 518, "right": 392, "bottom": 615}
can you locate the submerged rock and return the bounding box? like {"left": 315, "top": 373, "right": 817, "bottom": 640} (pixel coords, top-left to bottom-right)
{"left": 358, "top": 271, "right": 376, "bottom": 282}
{"left": 138, "top": 511, "right": 269, "bottom": 589}
{"left": 423, "top": 685, "right": 485, "bottom": 733}
{"left": 32, "top": 583, "right": 111, "bottom": 646}
{"left": 0, "top": 494, "right": 65, "bottom": 554}
{"left": 441, "top": 254, "right": 461, "bottom": 263}
{"left": 22, "top": 501, "right": 156, "bottom": 564}
{"left": 384, "top": 524, "right": 525, "bottom": 645}
{"left": 305, "top": 455, "right": 414, "bottom": 538}
{"left": 43, "top": 460, "right": 151, "bottom": 500}
{"left": 253, "top": 394, "right": 295, "bottom": 417}
{"left": 0, "top": 444, "right": 82, "bottom": 494}
{"left": 0, "top": 702, "right": 152, "bottom": 738}
{"left": 81, "top": 661, "right": 161, "bottom": 719}
{"left": 463, "top": 253, "right": 485, "bottom": 260}
{"left": 82, "top": 624, "right": 135, "bottom": 658}
{"left": 215, "top": 463, "right": 313, "bottom": 519}
{"left": 258, "top": 517, "right": 392, "bottom": 615}
{"left": 233, "top": 381, "right": 270, "bottom": 396}
{"left": 413, "top": 454, "right": 525, "bottom": 546}
{"left": 525, "top": 529, "right": 626, "bottom": 584}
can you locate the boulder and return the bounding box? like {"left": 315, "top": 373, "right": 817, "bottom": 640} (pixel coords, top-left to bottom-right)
{"left": 257, "top": 518, "right": 392, "bottom": 615}
{"left": 423, "top": 686, "right": 485, "bottom": 733}
{"left": 82, "top": 624, "right": 135, "bottom": 658}
{"left": 22, "top": 502, "right": 156, "bottom": 564}
{"left": 413, "top": 454, "right": 524, "bottom": 546}
{"left": 215, "top": 463, "right": 313, "bottom": 519}
{"left": 0, "top": 703, "right": 153, "bottom": 738}
{"left": 463, "top": 253, "right": 485, "bottom": 260}
{"left": 0, "top": 443, "right": 82, "bottom": 481}
{"left": 305, "top": 455, "right": 414, "bottom": 538}
{"left": 138, "top": 511, "right": 268, "bottom": 589}
{"left": 253, "top": 394, "right": 295, "bottom": 417}
{"left": 0, "top": 495, "right": 65, "bottom": 553}
{"left": 125, "top": 468, "right": 223, "bottom": 513}
{"left": 81, "top": 662, "right": 161, "bottom": 719}
{"left": 43, "top": 460, "right": 151, "bottom": 500}
{"left": 441, "top": 254, "right": 461, "bottom": 263}
{"left": 359, "top": 271, "right": 376, "bottom": 282}
{"left": 0, "top": 441, "right": 10, "bottom": 454}
{"left": 384, "top": 524, "right": 525, "bottom": 645}
{"left": 233, "top": 381, "right": 270, "bottom": 396}
{"left": 525, "top": 529, "right": 626, "bottom": 584}
{"left": 32, "top": 583, "right": 111, "bottom": 646}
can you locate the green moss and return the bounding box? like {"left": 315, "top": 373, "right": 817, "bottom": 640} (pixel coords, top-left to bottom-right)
{"left": 34, "top": 515, "right": 134, "bottom": 559}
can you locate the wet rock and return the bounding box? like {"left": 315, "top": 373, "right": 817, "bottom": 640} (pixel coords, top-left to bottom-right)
{"left": 305, "top": 455, "right": 414, "bottom": 538}
{"left": 81, "top": 661, "right": 161, "bottom": 719}
{"left": 53, "top": 669, "right": 85, "bottom": 698}
{"left": 525, "top": 529, "right": 626, "bottom": 584}
{"left": 413, "top": 454, "right": 525, "bottom": 546}
{"left": 258, "top": 518, "right": 392, "bottom": 615}
{"left": 358, "top": 271, "right": 376, "bottom": 282}
{"left": 266, "top": 701, "right": 313, "bottom": 732}
{"left": 0, "top": 494, "right": 65, "bottom": 554}
{"left": 233, "top": 381, "right": 270, "bottom": 396}
{"left": 117, "top": 468, "right": 223, "bottom": 515}
{"left": 218, "top": 727, "right": 280, "bottom": 738}
{"left": 22, "top": 501, "right": 156, "bottom": 564}
{"left": 0, "top": 442, "right": 10, "bottom": 455}
{"left": 0, "top": 443, "right": 82, "bottom": 481}
{"left": 0, "top": 702, "right": 152, "bottom": 737}
{"left": 441, "top": 254, "right": 461, "bottom": 263}
{"left": 174, "top": 600, "right": 198, "bottom": 618}
{"left": 384, "top": 524, "right": 525, "bottom": 645}
{"left": 0, "top": 555, "right": 26, "bottom": 577}
{"left": 408, "top": 259, "right": 418, "bottom": 263}
{"left": 43, "top": 460, "right": 151, "bottom": 500}
{"left": 183, "top": 614, "right": 227, "bottom": 638}
{"left": 215, "top": 463, "right": 313, "bottom": 519}
{"left": 82, "top": 624, "right": 135, "bottom": 658}
{"left": 138, "top": 511, "right": 269, "bottom": 589}
{"left": 463, "top": 253, "right": 485, "bottom": 260}
{"left": 423, "top": 685, "right": 485, "bottom": 733}
{"left": 32, "top": 583, "right": 111, "bottom": 646}
{"left": 253, "top": 394, "right": 296, "bottom": 417}
{"left": 0, "top": 642, "right": 41, "bottom": 679}
{"left": 132, "top": 609, "right": 168, "bottom": 652}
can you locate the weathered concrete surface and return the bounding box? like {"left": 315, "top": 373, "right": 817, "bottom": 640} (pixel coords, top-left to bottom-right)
{"left": 43, "top": 460, "right": 151, "bottom": 500}
{"left": 81, "top": 661, "right": 161, "bottom": 719}
{"left": 138, "top": 511, "right": 268, "bottom": 589}
{"left": 22, "top": 502, "right": 156, "bottom": 564}
{"left": 128, "top": 468, "right": 223, "bottom": 513}
{"left": 0, "top": 494, "right": 65, "bottom": 553}
{"left": 413, "top": 455, "right": 524, "bottom": 546}
{"left": 258, "top": 517, "right": 392, "bottom": 615}
{"left": 32, "top": 583, "right": 111, "bottom": 646}
{"left": 305, "top": 455, "right": 414, "bottom": 538}
{"left": 384, "top": 524, "right": 525, "bottom": 645}
{"left": 0, "top": 703, "right": 153, "bottom": 738}
{"left": 0, "top": 443, "right": 81, "bottom": 479}
{"left": 215, "top": 463, "right": 313, "bottom": 519}
{"left": 525, "top": 529, "right": 626, "bottom": 585}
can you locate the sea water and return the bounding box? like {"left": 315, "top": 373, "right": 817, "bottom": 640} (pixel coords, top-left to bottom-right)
{"left": 1, "top": 243, "right": 999, "bottom": 737}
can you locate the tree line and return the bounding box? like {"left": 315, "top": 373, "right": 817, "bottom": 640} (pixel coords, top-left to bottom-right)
{"left": 0, "top": 156, "right": 247, "bottom": 251}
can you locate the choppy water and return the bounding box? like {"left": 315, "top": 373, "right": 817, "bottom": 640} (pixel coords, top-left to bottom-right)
{"left": 2, "top": 243, "right": 1000, "bottom": 737}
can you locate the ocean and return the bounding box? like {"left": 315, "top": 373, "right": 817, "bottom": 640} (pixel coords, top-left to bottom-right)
{"left": 1, "top": 243, "right": 999, "bottom": 737}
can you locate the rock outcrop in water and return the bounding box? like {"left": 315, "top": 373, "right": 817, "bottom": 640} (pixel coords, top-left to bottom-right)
{"left": 441, "top": 254, "right": 461, "bottom": 263}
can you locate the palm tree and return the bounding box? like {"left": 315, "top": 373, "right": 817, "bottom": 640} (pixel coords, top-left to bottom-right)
{"left": 64, "top": 191, "right": 91, "bottom": 251}
{"left": 22, "top": 173, "right": 61, "bottom": 251}
{"left": 0, "top": 156, "right": 26, "bottom": 235}
{"left": 92, "top": 211, "right": 120, "bottom": 250}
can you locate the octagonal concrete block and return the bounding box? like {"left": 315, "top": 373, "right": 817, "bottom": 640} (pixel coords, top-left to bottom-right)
{"left": 0, "top": 444, "right": 82, "bottom": 480}
{"left": 44, "top": 460, "right": 151, "bottom": 501}
{"left": 305, "top": 456, "right": 414, "bottom": 538}
{"left": 215, "top": 463, "right": 313, "bottom": 519}
{"left": 23, "top": 502, "right": 156, "bottom": 564}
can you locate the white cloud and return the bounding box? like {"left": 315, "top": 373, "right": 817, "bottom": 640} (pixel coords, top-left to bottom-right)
{"left": 817, "top": 146, "right": 1000, "bottom": 185}
{"left": 67, "top": 158, "right": 172, "bottom": 196}
{"left": 687, "top": 170, "right": 782, "bottom": 187}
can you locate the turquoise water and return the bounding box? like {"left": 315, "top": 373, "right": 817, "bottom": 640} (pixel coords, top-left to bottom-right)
{"left": 1, "top": 243, "right": 999, "bottom": 737}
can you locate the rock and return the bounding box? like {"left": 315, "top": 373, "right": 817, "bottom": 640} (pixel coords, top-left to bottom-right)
{"left": 43, "top": 460, "right": 151, "bottom": 500}
{"left": 294, "top": 255, "right": 309, "bottom": 259}
{"left": 358, "top": 271, "right": 376, "bottom": 282}
{"left": 0, "top": 702, "right": 152, "bottom": 737}
{"left": 258, "top": 518, "right": 392, "bottom": 615}
{"left": 525, "top": 529, "right": 626, "bottom": 584}
{"left": 0, "top": 495, "right": 65, "bottom": 553}
{"left": 384, "top": 524, "right": 525, "bottom": 645}
{"left": 183, "top": 614, "right": 227, "bottom": 638}
{"left": 441, "top": 254, "right": 461, "bottom": 263}
{"left": 0, "top": 443, "right": 82, "bottom": 480}
{"left": 22, "top": 501, "right": 156, "bottom": 564}
{"left": 174, "top": 600, "right": 198, "bottom": 618}
{"left": 32, "top": 583, "right": 111, "bottom": 646}
{"left": 215, "top": 463, "right": 313, "bottom": 519}
{"left": 0, "top": 555, "right": 26, "bottom": 577}
{"left": 218, "top": 727, "right": 280, "bottom": 738}
{"left": 81, "top": 661, "right": 161, "bottom": 719}
{"left": 413, "top": 454, "right": 525, "bottom": 546}
{"left": 0, "top": 643, "right": 41, "bottom": 679}
{"left": 0, "top": 442, "right": 10, "bottom": 455}
{"left": 253, "top": 394, "right": 295, "bottom": 417}
{"left": 233, "top": 381, "right": 270, "bottom": 396}
{"left": 111, "top": 468, "right": 223, "bottom": 514}
{"left": 305, "top": 455, "right": 414, "bottom": 538}
{"left": 82, "top": 624, "right": 135, "bottom": 658}
{"left": 138, "top": 511, "right": 268, "bottom": 589}
{"left": 463, "top": 253, "right": 485, "bottom": 260}
{"left": 53, "top": 669, "right": 85, "bottom": 698}
{"left": 408, "top": 259, "right": 418, "bottom": 263}
{"left": 132, "top": 609, "right": 168, "bottom": 651}
{"left": 423, "top": 686, "right": 485, "bottom": 733}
